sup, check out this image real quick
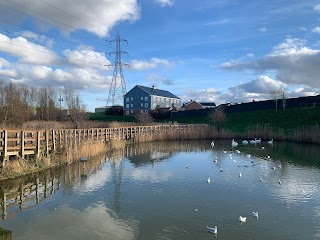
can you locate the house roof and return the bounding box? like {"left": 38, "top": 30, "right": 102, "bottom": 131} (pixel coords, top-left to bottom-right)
{"left": 135, "top": 85, "right": 180, "bottom": 99}
{"left": 200, "top": 102, "right": 216, "bottom": 107}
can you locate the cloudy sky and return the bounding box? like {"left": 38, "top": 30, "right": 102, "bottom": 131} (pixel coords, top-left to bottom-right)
{"left": 0, "top": 0, "right": 320, "bottom": 111}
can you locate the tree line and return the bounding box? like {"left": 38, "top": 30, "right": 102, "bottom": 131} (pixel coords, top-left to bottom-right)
{"left": 0, "top": 81, "right": 86, "bottom": 126}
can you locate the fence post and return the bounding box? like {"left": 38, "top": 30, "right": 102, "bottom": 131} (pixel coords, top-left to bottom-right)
{"left": 36, "top": 131, "right": 41, "bottom": 158}
{"left": 45, "top": 130, "right": 49, "bottom": 155}
{"left": 20, "top": 131, "right": 25, "bottom": 159}
{"left": 2, "top": 131, "right": 8, "bottom": 167}
{"left": 52, "top": 130, "right": 55, "bottom": 152}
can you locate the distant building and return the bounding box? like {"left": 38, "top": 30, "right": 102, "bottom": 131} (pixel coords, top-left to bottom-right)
{"left": 95, "top": 106, "right": 109, "bottom": 113}
{"left": 181, "top": 100, "right": 216, "bottom": 111}
{"left": 123, "top": 85, "right": 181, "bottom": 115}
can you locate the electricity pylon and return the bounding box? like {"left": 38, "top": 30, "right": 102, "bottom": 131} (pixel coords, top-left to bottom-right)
{"left": 106, "top": 32, "right": 129, "bottom": 106}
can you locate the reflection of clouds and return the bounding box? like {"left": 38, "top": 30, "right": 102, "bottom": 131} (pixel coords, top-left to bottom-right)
{"left": 14, "top": 203, "right": 138, "bottom": 240}
{"left": 129, "top": 168, "right": 172, "bottom": 183}
{"left": 73, "top": 167, "right": 111, "bottom": 193}
{"left": 270, "top": 168, "right": 319, "bottom": 205}
{"left": 314, "top": 206, "right": 320, "bottom": 239}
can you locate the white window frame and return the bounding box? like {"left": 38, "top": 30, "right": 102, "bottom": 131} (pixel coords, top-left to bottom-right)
{"left": 145, "top": 103, "right": 148, "bottom": 108}
{"left": 141, "top": 96, "right": 143, "bottom": 100}
{"left": 140, "top": 103, "right": 143, "bottom": 107}
{"left": 145, "top": 96, "right": 148, "bottom": 101}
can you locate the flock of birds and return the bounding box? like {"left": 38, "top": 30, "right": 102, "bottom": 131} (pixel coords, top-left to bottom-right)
{"left": 205, "top": 138, "right": 277, "bottom": 237}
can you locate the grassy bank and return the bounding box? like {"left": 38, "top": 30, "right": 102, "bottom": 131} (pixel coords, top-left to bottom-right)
{"left": 0, "top": 139, "right": 125, "bottom": 181}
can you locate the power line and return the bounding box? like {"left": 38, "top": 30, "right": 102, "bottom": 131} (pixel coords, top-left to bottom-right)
{"left": 0, "top": 1, "right": 108, "bottom": 47}
{"left": 0, "top": 38, "right": 111, "bottom": 68}
{"left": 38, "top": 0, "right": 107, "bottom": 36}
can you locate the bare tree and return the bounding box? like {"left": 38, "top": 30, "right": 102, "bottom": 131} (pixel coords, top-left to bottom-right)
{"left": 36, "top": 86, "right": 57, "bottom": 120}
{"left": 135, "top": 112, "right": 154, "bottom": 125}
{"left": 208, "top": 106, "right": 227, "bottom": 132}
{"left": 279, "top": 86, "right": 287, "bottom": 111}
{"left": 270, "top": 90, "right": 280, "bottom": 111}
{"left": 63, "top": 88, "right": 87, "bottom": 128}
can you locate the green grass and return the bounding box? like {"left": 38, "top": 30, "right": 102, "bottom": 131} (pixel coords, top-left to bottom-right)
{"left": 89, "top": 107, "right": 320, "bottom": 133}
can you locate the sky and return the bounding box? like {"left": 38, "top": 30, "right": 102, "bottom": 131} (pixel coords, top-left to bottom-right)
{"left": 0, "top": 0, "right": 320, "bottom": 112}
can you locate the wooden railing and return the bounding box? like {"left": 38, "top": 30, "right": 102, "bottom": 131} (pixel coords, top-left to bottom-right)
{"left": 0, "top": 124, "right": 209, "bottom": 164}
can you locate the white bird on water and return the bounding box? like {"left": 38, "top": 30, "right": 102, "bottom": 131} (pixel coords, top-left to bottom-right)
{"left": 242, "top": 140, "right": 248, "bottom": 144}
{"left": 211, "top": 141, "right": 215, "bottom": 147}
{"left": 207, "top": 225, "right": 217, "bottom": 236}
{"left": 252, "top": 211, "right": 259, "bottom": 219}
{"left": 239, "top": 172, "right": 242, "bottom": 178}
{"left": 268, "top": 139, "right": 274, "bottom": 145}
{"left": 231, "top": 139, "right": 239, "bottom": 147}
{"left": 260, "top": 178, "right": 264, "bottom": 182}
{"left": 239, "top": 216, "right": 247, "bottom": 224}
{"left": 278, "top": 179, "right": 282, "bottom": 185}
{"left": 207, "top": 177, "right": 211, "bottom": 184}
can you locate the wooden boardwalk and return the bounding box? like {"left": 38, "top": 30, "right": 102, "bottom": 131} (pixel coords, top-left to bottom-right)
{"left": 0, "top": 124, "right": 209, "bottom": 165}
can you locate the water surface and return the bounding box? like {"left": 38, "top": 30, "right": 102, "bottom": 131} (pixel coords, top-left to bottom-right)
{"left": 1, "top": 140, "right": 320, "bottom": 240}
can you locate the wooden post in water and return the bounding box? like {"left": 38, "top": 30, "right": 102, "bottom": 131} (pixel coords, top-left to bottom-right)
{"left": 51, "top": 130, "right": 56, "bottom": 152}
{"left": 45, "top": 130, "right": 49, "bottom": 155}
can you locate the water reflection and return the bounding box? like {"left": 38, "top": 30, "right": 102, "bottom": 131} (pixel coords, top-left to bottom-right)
{"left": 0, "top": 140, "right": 319, "bottom": 240}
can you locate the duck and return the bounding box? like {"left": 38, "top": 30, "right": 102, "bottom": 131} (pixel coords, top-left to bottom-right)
{"left": 259, "top": 178, "right": 264, "bottom": 182}
{"left": 239, "top": 216, "right": 247, "bottom": 224}
{"left": 185, "top": 165, "right": 190, "bottom": 169}
{"left": 231, "top": 139, "right": 239, "bottom": 147}
{"left": 278, "top": 179, "right": 282, "bottom": 185}
{"left": 268, "top": 139, "right": 274, "bottom": 144}
{"left": 207, "top": 177, "right": 211, "bottom": 184}
{"left": 235, "top": 150, "right": 241, "bottom": 154}
{"left": 239, "top": 172, "right": 242, "bottom": 178}
{"left": 242, "top": 140, "right": 248, "bottom": 145}
{"left": 206, "top": 225, "right": 217, "bottom": 235}
{"left": 252, "top": 211, "right": 259, "bottom": 219}
{"left": 211, "top": 141, "right": 215, "bottom": 147}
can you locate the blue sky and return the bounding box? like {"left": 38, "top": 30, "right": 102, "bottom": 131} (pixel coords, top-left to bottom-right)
{"left": 0, "top": 0, "right": 319, "bottom": 111}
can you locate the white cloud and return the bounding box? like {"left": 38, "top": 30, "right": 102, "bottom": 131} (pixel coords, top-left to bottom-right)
{"left": 314, "top": 4, "right": 320, "bottom": 12}
{"left": 147, "top": 73, "right": 174, "bottom": 86}
{"left": 155, "top": 0, "right": 174, "bottom": 7}
{"left": 234, "top": 76, "right": 284, "bottom": 94}
{"left": 7, "top": 0, "right": 140, "bottom": 37}
{"left": 258, "top": 26, "right": 267, "bottom": 32}
{"left": 64, "top": 48, "right": 111, "bottom": 69}
{"left": 220, "top": 38, "right": 320, "bottom": 88}
{"left": 130, "top": 58, "right": 174, "bottom": 70}
{"left": 312, "top": 27, "right": 320, "bottom": 33}
{"left": 0, "top": 33, "right": 60, "bottom": 65}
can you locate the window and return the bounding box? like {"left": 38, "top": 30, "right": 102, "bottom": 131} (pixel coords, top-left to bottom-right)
{"left": 131, "top": 110, "right": 133, "bottom": 113}
{"left": 126, "top": 111, "right": 129, "bottom": 115}
{"left": 131, "top": 97, "right": 133, "bottom": 101}
{"left": 126, "top": 97, "right": 129, "bottom": 102}
{"left": 145, "top": 103, "right": 148, "bottom": 108}
{"left": 141, "top": 96, "right": 143, "bottom": 100}
{"left": 140, "top": 103, "right": 143, "bottom": 107}
{"left": 126, "top": 104, "right": 129, "bottom": 108}
{"left": 131, "top": 104, "right": 133, "bottom": 107}
{"left": 145, "top": 96, "right": 148, "bottom": 101}
{"left": 145, "top": 110, "right": 148, "bottom": 114}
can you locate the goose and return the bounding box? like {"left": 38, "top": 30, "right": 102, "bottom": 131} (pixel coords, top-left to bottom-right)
{"left": 206, "top": 226, "right": 217, "bottom": 235}
{"left": 213, "top": 159, "right": 218, "bottom": 163}
{"left": 242, "top": 140, "right": 248, "bottom": 145}
{"left": 268, "top": 139, "right": 274, "bottom": 145}
{"left": 207, "top": 178, "right": 211, "bottom": 184}
{"left": 231, "top": 139, "right": 239, "bottom": 147}
{"left": 211, "top": 141, "right": 215, "bottom": 147}
{"left": 220, "top": 168, "right": 223, "bottom": 173}
{"left": 252, "top": 211, "right": 259, "bottom": 219}
{"left": 239, "top": 216, "right": 247, "bottom": 224}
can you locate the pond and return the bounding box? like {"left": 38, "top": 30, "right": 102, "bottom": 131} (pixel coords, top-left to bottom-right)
{"left": 1, "top": 140, "right": 320, "bottom": 240}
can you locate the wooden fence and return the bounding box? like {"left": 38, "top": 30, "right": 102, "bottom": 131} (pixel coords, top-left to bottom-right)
{"left": 0, "top": 124, "right": 209, "bottom": 165}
